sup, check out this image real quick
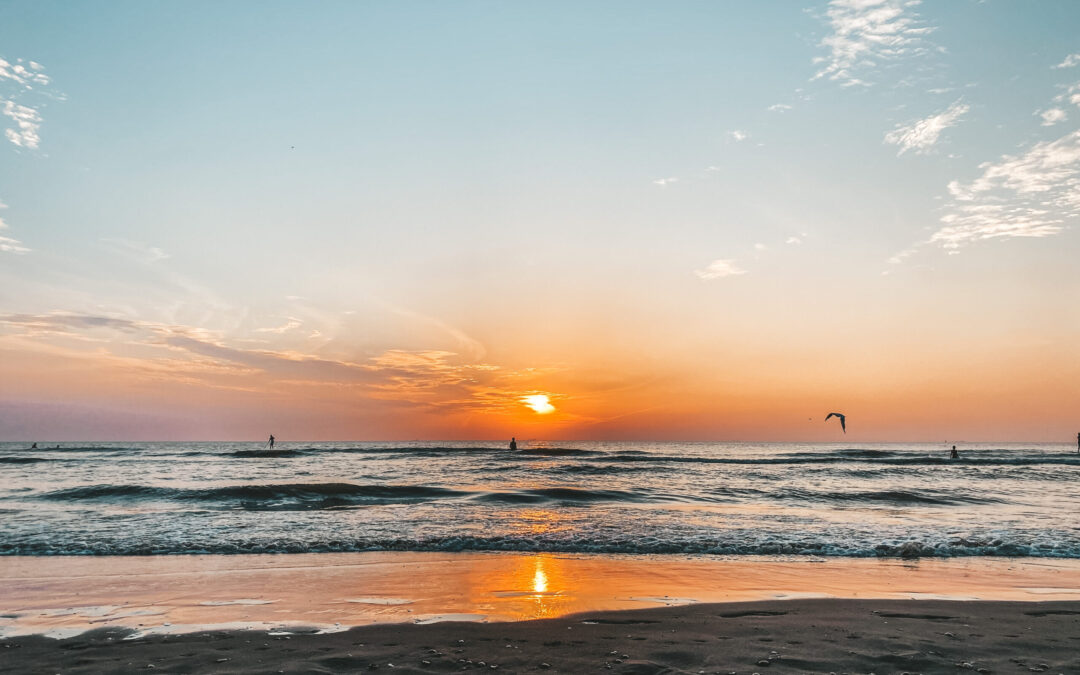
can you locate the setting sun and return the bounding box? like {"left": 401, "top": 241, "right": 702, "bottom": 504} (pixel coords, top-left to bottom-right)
{"left": 522, "top": 395, "right": 556, "bottom": 415}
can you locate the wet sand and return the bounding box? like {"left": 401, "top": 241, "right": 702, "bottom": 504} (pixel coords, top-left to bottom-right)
{"left": 5, "top": 598, "right": 1080, "bottom": 673}
{"left": 4, "top": 553, "right": 1080, "bottom": 672}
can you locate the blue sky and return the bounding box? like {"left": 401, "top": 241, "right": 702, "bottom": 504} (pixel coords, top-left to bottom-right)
{"left": 1, "top": 1, "right": 1079, "bottom": 440}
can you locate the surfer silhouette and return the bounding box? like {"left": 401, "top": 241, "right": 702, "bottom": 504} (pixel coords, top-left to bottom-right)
{"left": 509, "top": 437, "right": 517, "bottom": 451}
{"left": 268, "top": 434, "right": 275, "bottom": 449}
{"left": 950, "top": 445, "right": 959, "bottom": 459}
{"left": 30, "top": 442, "right": 37, "bottom": 449}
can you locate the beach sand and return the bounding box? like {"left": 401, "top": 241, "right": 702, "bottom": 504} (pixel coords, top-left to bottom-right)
{"left": 5, "top": 599, "right": 1080, "bottom": 673}
{"left": 4, "top": 553, "right": 1080, "bottom": 673}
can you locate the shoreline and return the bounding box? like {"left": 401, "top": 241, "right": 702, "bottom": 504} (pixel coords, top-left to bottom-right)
{"left": 4, "top": 552, "right": 1080, "bottom": 639}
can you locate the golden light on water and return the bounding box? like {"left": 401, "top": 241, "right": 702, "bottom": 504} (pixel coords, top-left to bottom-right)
{"left": 532, "top": 559, "right": 548, "bottom": 594}
{"left": 522, "top": 394, "right": 556, "bottom": 415}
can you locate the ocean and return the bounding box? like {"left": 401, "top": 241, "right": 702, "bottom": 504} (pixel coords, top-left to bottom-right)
{"left": 1, "top": 441, "right": 1077, "bottom": 558}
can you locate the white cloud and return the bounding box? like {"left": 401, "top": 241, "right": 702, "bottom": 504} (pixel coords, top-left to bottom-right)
{"left": 1052, "top": 82, "right": 1080, "bottom": 108}
{"left": 767, "top": 103, "right": 792, "bottom": 112}
{"left": 753, "top": 243, "right": 767, "bottom": 251}
{"left": 256, "top": 318, "right": 303, "bottom": 334}
{"left": 100, "top": 238, "right": 170, "bottom": 264}
{"left": 884, "top": 100, "right": 969, "bottom": 155}
{"left": 0, "top": 56, "right": 52, "bottom": 149}
{"left": 1039, "top": 108, "right": 1068, "bottom": 126}
{"left": 929, "top": 129, "right": 1080, "bottom": 250}
{"left": 1, "top": 99, "right": 42, "bottom": 148}
{"left": 813, "top": 0, "right": 934, "bottom": 87}
{"left": 1054, "top": 53, "right": 1080, "bottom": 69}
{"left": 0, "top": 199, "right": 28, "bottom": 254}
{"left": 785, "top": 236, "right": 803, "bottom": 245}
{"left": 728, "top": 130, "right": 748, "bottom": 142}
{"left": 695, "top": 259, "right": 747, "bottom": 280}
{"left": 0, "top": 57, "right": 50, "bottom": 88}
{"left": 652, "top": 177, "right": 678, "bottom": 187}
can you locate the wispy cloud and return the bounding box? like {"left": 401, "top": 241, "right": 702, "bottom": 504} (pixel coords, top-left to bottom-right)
{"left": 785, "top": 236, "right": 803, "bottom": 245}
{"left": 767, "top": 103, "right": 792, "bottom": 113}
{"left": 0, "top": 56, "right": 53, "bottom": 150}
{"left": 1, "top": 99, "right": 41, "bottom": 148}
{"left": 930, "top": 129, "right": 1080, "bottom": 250}
{"left": 255, "top": 318, "right": 303, "bottom": 334}
{"left": 100, "top": 238, "right": 171, "bottom": 264}
{"left": 813, "top": 0, "right": 934, "bottom": 87}
{"left": 652, "top": 176, "right": 678, "bottom": 187}
{"left": 0, "top": 57, "right": 49, "bottom": 88}
{"left": 695, "top": 259, "right": 747, "bottom": 280}
{"left": 1039, "top": 108, "right": 1068, "bottom": 126}
{"left": 1054, "top": 53, "right": 1080, "bottom": 69}
{"left": 727, "top": 130, "right": 748, "bottom": 142}
{"left": 0, "top": 200, "right": 28, "bottom": 254}
{"left": 884, "top": 100, "right": 968, "bottom": 156}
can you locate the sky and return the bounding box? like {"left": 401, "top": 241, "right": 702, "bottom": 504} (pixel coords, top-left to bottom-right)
{"left": 1, "top": 0, "right": 1078, "bottom": 442}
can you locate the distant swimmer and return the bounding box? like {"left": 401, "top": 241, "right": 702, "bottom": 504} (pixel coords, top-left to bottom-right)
{"left": 267, "top": 434, "right": 275, "bottom": 449}
{"left": 509, "top": 436, "right": 517, "bottom": 451}
{"left": 30, "top": 442, "right": 37, "bottom": 449}
{"left": 824, "top": 412, "right": 846, "bottom": 433}
{"left": 951, "top": 445, "right": 959, "bottom": 459}
{"left": 1076, "top": 432, "right": 1079, "bottom": 454}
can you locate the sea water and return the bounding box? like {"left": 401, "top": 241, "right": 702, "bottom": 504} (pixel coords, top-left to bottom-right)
{"left": 1, "top": 441, "right": 1077, "bottom": 557}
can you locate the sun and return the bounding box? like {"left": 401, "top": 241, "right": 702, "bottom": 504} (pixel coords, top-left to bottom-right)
{"left": 522, "top": 394, "right": 556, "bottom": 415}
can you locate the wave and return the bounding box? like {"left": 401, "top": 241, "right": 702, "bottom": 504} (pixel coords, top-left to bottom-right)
{"left": 39, "top": 483, "right": 468, "bottom": 510}
{"left": 513, "top": 448, "right": 600, "bottom": 457}
{"left": 470, "top": 487, "right": 646, "bottom": 505}
{"left": 0, "top": 446, "right": 139, "bottom": 453}
{"left": 30, "top": 481, "right": 998, "bottom": 510}
{"left": 0, "top": 456, "right": 52, "bottom": 464}
{"left": 2, "top": 534, "right": 1075, "bottom": 558}
{"left": 795, "top": 489, "right": 1002, "bottom": 506}
{"left": 595, "top": 452, "right": 1080, "bottom": 467}
{"left": 230, "top": 449, "right": 306, "bottom": 458}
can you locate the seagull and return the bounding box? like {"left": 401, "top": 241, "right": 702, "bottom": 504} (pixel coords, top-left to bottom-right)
{"left": 825, "top": 412, "right": 846, "bottom": 433}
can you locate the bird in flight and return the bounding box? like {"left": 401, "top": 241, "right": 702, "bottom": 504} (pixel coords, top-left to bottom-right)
{"left": 825, "top": 412, "right": 846, "bottom": 433}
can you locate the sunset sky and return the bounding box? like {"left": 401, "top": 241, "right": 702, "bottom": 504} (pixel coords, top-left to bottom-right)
{"left": 1, "top": 1, "right": 1078, "bottom": 441}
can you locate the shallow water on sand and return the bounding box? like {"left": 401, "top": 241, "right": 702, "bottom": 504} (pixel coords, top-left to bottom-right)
{"left": 1, "top": 441, "right": 1078, "bottom": 557}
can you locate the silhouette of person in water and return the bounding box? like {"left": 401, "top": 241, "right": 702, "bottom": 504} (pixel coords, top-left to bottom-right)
{"left": 1076, "top": 432, "right": 1079, "bottom": 454}
{"left": 509, "top": 437, "right": 517, "bottom": 451}
{"left": 950, "top": 445, "right": 959, "bottom": 459}
{"left": 30, "top": 442, "right": 37, "bottom": 449}
{"left": 268, "top": 434, "right": 275, "bottom": 449}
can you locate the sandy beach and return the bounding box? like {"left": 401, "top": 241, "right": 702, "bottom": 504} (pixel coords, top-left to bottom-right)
{"left": 5, "top": 598, "right": 1080, "bottom": 674}
{"left": 4, "top": 553, "right": 1080, "bottom": 673}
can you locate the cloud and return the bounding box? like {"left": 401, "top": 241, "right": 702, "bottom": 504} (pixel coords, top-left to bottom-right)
{"left": 100, "top": 237, "right": 171, "bottom": 264}
{"left": 652, "top": 177, "right": 678, "bottom": 187}
{"left": 929, "top": 129, "right": 1080, "bottom": 250}
{"left": 255, "top": 318, "right": 303, "bottom": 334}
{"left": 0, "top": 57, "right": 50, "bottom": 88}
{"left": 695, "top": 259, "right": 747, "bottom": 280}
{"left": 0, "top": 56, "right": 54, "bottom": 149}
{"left": 1039, "top": 108, "right": 1068, "bottom": 126}
{"left": 0, "top": 199, "right": 28, "bottom": 254}
{"left": 767, "top": 103, "right": 792, "bottom": 112}
{"left": 785, "top": 236, "right": 803, "bottom": 245}
{"left": 1054, "top": 53, "right": 1080, "bottom": 69}
{"left": 753, "top": 243, "right": 767, "bottom": 251}
{"left": 883, "top": 100, "right": 969, "bottom": 155}
{"left": 2, "top": 99, "right": 42, "bottom": 148}
{"left": 813, "top": 0, "right": 934, "bottom": 87}
{"left": 0, "top": 311, "right": 545, "bottom": 417}
{"left": 727, "top": 130, "right": 748, "bottom": 142}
